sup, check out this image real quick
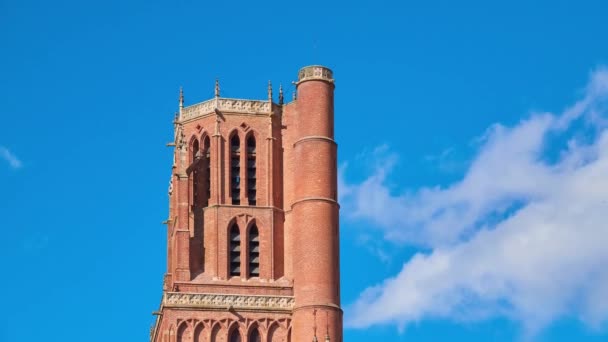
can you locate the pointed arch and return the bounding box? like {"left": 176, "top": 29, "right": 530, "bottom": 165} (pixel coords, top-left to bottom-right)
{"left": 228, "top": 323, "right": 242, "bottom": 342}
{"left": 193, "top": 322, "right": 206, "bottom": 342}
{"left": 245, "top": 131, "right": 257, "bottom": 206}
{"left": 247, "top": 323, "right": 261, "bottom": 342}
{"left": 189, "top": 137, "right": 201, "bottom": 205}
{"left": 176, "top": 321, "right": 192, "bottom": 342}
{"left": 268, "top": 322, "right": 288, "bottom": 342}
{"left": 230, "top": 130, "right": 241, "bottom": 205}
{"left": 229, "top": 222, "right": 241, "bottom": 277}
{"left": 189, "top": 136, "right": 200, "bottom": 162}
{"left": 210, "top": 323, "right": 221, "bottom": 342}
{"left": 248, "top": 222, "right": 260, "bottom": 278}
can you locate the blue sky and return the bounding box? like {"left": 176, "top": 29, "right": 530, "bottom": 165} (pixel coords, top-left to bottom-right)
{"left": 1, "top": 0, "right": 608, "bottom": 341}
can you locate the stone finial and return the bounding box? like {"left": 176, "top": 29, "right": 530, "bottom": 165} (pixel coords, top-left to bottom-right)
{"left": 179, "top": 87, "right": 184, "bottom": 109}
{"left": 268, "top": 80, "right": 273, "bottom": 101}
{"left": 278, "top": 83, "right": 284, "bottom": 105}
{"left": 215, "top": 78, "right": 220, "bottom": 97}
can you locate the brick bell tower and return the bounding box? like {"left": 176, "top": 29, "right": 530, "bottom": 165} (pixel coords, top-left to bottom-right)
{"left": 151, "top": 66, "right": 342, "bottom": 342}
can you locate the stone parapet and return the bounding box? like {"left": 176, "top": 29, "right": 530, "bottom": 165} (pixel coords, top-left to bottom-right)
{"left": 297, "top": 65, "right": 334, "bottom": 84}
{"left": 181, "top": 98, "right": 272, "bottom": 122}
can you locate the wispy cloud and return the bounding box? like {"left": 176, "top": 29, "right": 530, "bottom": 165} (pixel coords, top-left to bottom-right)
{"left": 0, "top": 146, "right": 22, "bottom": 169}
{"left": 342, "top": 67, "right": 608, "bottom": 336}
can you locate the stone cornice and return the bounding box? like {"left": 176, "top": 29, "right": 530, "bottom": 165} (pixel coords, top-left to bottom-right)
{"left": 163, "top": 292, "right": 295, "bottom": 312}
{"left": 180, "top": 97, "right": 276, "bottom": 122}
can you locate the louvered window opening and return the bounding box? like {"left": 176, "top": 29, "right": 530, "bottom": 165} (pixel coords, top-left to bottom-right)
{"left": 203, "top": 136, "right": 210, "bottom": 207}
{"left": 230, "top": 225, "right": 241, "bottom": 276}
{"left": 246, "top": 135, "right": 256, "bottom": 206}
{"left": 249, "top": 225, "right": 260, "bottom": 277}
{"left": 230, "top": 134, "right": 241, "bottom": 205}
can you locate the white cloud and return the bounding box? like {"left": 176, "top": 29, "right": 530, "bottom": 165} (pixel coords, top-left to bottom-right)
{"left": 0, "top": 146, "right": 22, "bottom": 169}
{"left": 343, "top": 68, "right": 608, "bottom": 335}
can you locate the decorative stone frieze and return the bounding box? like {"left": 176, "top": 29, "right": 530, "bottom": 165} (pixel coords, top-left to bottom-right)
{"left": 163, "top": 292, "right": 295, "bottom": 311}
{"left": 181, "top": 98, "right": 272, "bottom": 121}
{"left": 297, "top": 65, "right": 334, "bottom": 84}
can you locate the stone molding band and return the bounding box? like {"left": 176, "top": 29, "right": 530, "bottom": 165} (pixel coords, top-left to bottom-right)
{"left": 292, "top": 303, "right": 343, "bottom": 314}
{"left": 163, "top": 292, "right": 295, "bottom": 312}
{"left": 291, "top": 197, "right": 339, "bottom": 209}
{"left": 293, "top": 135, "right": 337, "bottom": 148}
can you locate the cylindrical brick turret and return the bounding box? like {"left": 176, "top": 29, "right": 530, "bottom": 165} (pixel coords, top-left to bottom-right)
{"left": 291, "top": 66, "right": 342, "bottom": 342}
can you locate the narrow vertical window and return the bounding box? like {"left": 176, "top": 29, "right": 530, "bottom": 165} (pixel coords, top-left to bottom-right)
{"left": 191, "top": 139, "right": 200, "bottom": 205}
{"left": 230, "top": 134, "right": 241, "bottom": 205}
{"left": 229, "top": 223, "right": 241, "bottom": 277}
{"left": 202, "top": 135, "right": 211, "bottom": 207}
{"left": 246, "top": 134, "right": 256, "bottom": 206}
{"left": 248, "top": 224, "right": 259, "bottom": 277}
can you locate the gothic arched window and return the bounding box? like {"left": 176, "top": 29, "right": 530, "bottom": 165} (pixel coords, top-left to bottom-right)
{"left": 191, "top": 138, "right": 200, "bottom": 205}
{"left": 202, "top": 135, "right": 211, "bottom": 207}
{"left": 249, "top": 328, "right": 261, "bottom": 342}
{"left": 246, "top": 134, "right": 256, "bottom": 206}
{"left": 248, "top": 224, "right": 260, "bottom": 278}
{"left": 229, "top": 223, "right": 241, "bottom": 277}
{"left": 230, "top": 133, "right": 241, "bottom": 205}
{"left": 229, "top": 327, "right": 241, "bottom": 342}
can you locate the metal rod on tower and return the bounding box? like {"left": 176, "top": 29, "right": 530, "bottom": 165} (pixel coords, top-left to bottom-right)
{"left": 313, "top": 309, "right": 318, "bottom": 342}
{"left": 325, "top": 311, "right": 330, "bottom": 342}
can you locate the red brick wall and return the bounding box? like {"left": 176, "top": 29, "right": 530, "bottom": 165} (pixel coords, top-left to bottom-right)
{"left": 154, "top": 66, "right": 342, "bottom": 342}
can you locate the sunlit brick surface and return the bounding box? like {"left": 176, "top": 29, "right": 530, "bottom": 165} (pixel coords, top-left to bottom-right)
{"left": 152, "top": 66, "right": 342, "bottom": 342}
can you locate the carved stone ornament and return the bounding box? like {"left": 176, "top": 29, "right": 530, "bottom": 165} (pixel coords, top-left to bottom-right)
{"left": 297, "top": 65, "right": 334, "bottom": 84}
{"left": 177, "top": 128, "right": 186, "bottom": 150}
{"left": 181, "top": 98, "right": 272, "bottom": 121}
{"left": 163, "top": 292, "right": 295, "bottom": 311}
